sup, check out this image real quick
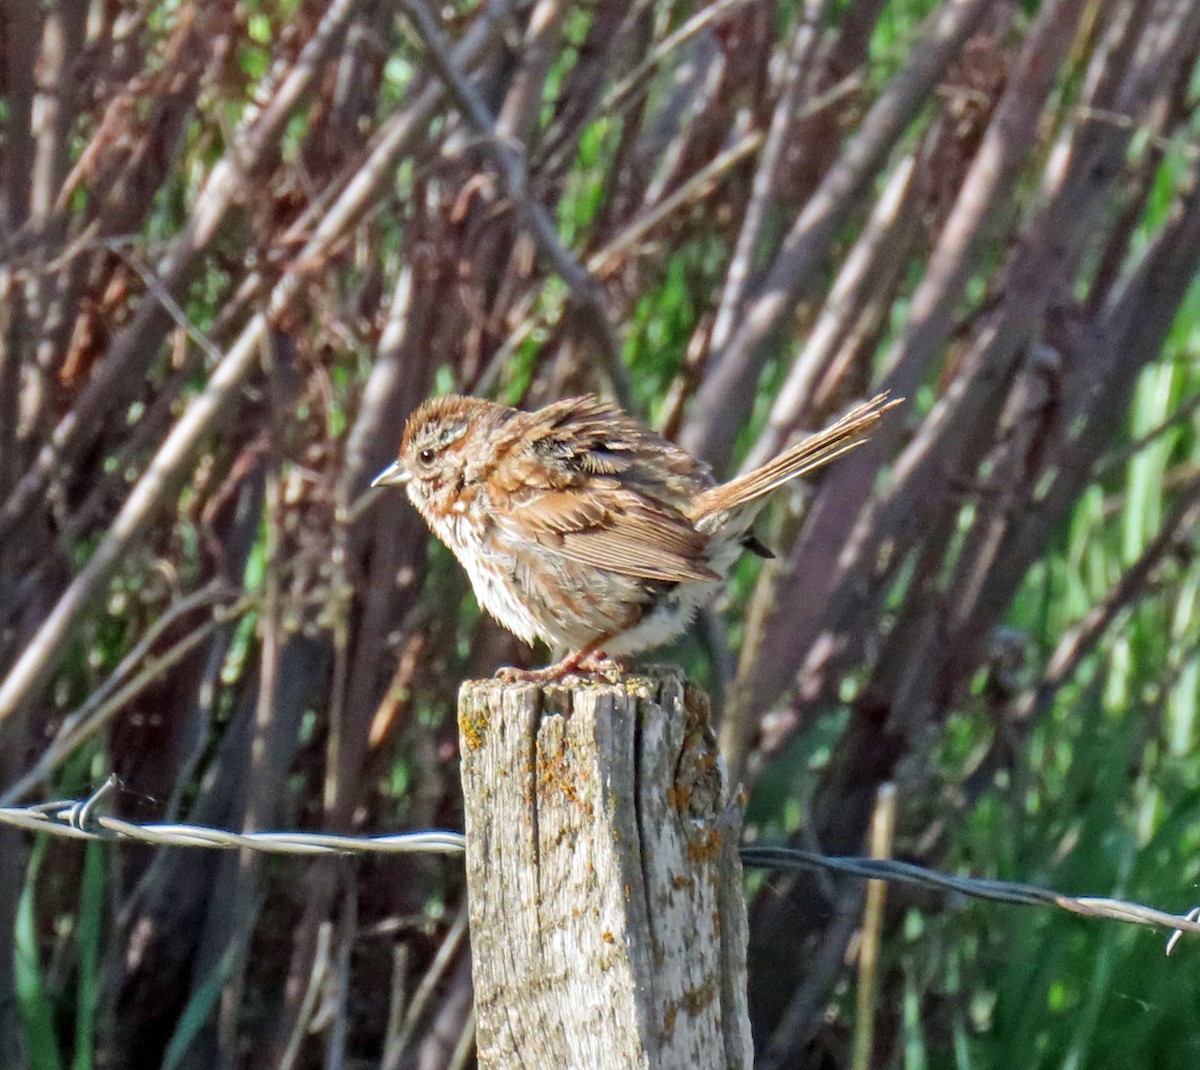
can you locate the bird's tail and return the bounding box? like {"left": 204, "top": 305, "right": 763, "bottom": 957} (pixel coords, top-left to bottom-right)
{"left": 690, "top": 393, "right": 900, "bottom": 530}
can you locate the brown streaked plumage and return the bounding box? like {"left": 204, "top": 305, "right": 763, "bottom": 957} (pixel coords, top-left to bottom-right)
{"left": 372, "top": 391, "right": 899, "bottom": 680}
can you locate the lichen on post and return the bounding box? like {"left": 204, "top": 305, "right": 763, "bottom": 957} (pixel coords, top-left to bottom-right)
{"left": 457, "top": 668, "right": 753, "bottom": 1070}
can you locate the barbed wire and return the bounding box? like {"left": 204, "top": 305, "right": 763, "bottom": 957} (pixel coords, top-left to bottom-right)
{"left": 739, "top": 845, "right": 1200, "bottom": 953}
{"left": 0, "top": 778, "right": 464, "bottom": 856}
{"left": 2, "top": 778, "right": 1197, "bottom": 952}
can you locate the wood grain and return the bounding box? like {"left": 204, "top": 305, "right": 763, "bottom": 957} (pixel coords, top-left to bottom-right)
{"left": 458, "top": 669, "right": 752, "bottom": 1069}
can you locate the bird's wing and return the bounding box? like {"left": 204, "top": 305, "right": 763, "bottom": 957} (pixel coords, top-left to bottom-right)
{"left": 481, "top": 396, "right": 718, "bottom": 584}
{"left": 501, "top": 487, "right": 717, "bottom": 583}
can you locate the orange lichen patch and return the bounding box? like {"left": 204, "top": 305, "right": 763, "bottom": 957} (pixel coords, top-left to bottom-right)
{"left": 534, "top": 745, "right": 596, "bottom": 819}
{"left": 672, "top": 874, "right": 692, "bottom": 891}
{"left": 538, "top": 748, "right": 579, "bottom": 804}
{"left": 683, "top": 681, "right": 712, "bottom": 732}
{"left": 602, "top": 930, "right": 615, "bottom": 944}
{"left": 658, "top": 978, "right": 719, "bottom": 1042}
{"left": 666, "top": 784, "right": 691, "bottom": 812}
{"left": 686, "top": 827, "right": 723, "bottom": 863}
{"left": 681, "top": 977, "right": 718, "bottom": 1016}
{"left": 673, "top": 690, "right": 725, "bottom": 818}
{"left": 691, "top": 745, "right": 720, "bottom": 774}
{"left": 456, "top": 705, "right": 490, "bottom": 750}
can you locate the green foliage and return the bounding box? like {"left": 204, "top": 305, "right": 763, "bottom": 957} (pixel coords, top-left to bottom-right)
{"left": 161, "top": 948, "right": 240, "bottom": 1070}
{"left": 871, "top": 282, "right": 1200, "bottom": 1068}
{"left": 72, "top": 845, "right": 104, "bottom": 1070}
{"left": 15, "top": 840, "right": 63, "bottom": 1070}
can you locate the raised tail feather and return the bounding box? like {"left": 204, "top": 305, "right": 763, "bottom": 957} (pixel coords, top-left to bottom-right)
{"left": 690, "top": 392, "right": 900, "bottom": 525}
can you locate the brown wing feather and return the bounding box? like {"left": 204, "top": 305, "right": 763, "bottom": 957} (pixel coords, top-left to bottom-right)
{"left": 505, "top": 487, "right": 717, "bottom": 583}
{"left": 489, "top": 398, "right": 717, "bottom": 584}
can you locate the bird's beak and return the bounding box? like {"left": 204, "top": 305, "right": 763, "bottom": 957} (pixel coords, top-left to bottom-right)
{"left": 370, "top": 461, "right": 410, "bottom": 488}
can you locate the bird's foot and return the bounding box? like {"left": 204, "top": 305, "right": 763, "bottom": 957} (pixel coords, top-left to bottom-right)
{"left": 570, "top": 651, "right": 625, "bottom": 682}
{"left": 495, "top": 662, "right": 569, "bottom": 683}
{"left": 495, "top": 646, "right": 623, "bottom": 684}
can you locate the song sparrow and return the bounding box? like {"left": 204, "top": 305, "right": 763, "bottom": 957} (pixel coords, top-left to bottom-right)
{"left": 372, "top": 392, "right": 898, "bottom": 680}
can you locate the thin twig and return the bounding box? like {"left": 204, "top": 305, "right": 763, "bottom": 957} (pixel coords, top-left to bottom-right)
{"left": 1074, "top": 104, "right": 1200, "bottom": 158}
{"left": 476, "top": 132, "right": 763, "bottom": 398}
{"left": 381, "top": 904, "right": 471, "bottom": 1069}
{"left": 851, "top": 784, "right": 895, "bottom": 1070}
{"left": 109, "top": 245, "right": 226, "bottom": 365}
{"left": 1012, "top": 473, "right": 1200, "bottom": 726}
{"left": 709, "top": 0, "right": 833, "bottom": 357}
{"left": 0, "top": 587, "right": 246, "bottom": 807}
{"left": 1094, "top": 383, "right": 1200, "bottom": 479}
{"left": 600, "top": 0, "right": 757, "bottom": 117}
{"left": 380, "top": 944, "right": 411, "bottom": 1070}
{"left": 324, "top": 870, "right": 357, "bottom": 1070}
{"left": 447, "top": 1004, "right": 477, "bottom": 1070}
{"left": 586, "top": 130, "right": 764, "bottom": 275}
{"left": 278, "top": 921, "right": 334, "bottom": 1070}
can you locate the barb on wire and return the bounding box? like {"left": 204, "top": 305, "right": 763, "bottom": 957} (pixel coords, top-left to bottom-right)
{"left": 740, "top": 845, "right": 1200, "bottom": 953}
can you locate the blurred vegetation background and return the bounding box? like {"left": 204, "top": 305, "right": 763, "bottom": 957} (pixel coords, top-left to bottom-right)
{"left": 2, "top": 0, "right": 1200, "bottom": 1066}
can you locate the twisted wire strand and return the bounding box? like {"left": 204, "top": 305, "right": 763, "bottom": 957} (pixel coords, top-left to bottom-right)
{"left": 0, "top": 777, "right": 464, "bottom": 856}
{"left": 3, "top": 779, "right": 1196, "bottom": 950}
{"left": 739, "top": 845, "right": 1200, "bottom": 951}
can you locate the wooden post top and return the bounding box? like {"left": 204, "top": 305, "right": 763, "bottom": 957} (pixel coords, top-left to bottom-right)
{"left": 457, "top": 669, "right": 752, "bottom": 1070}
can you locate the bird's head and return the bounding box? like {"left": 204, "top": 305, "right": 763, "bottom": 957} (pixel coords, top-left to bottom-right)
{"left": 371, "top": 395, "right": 502, "bottom": 515}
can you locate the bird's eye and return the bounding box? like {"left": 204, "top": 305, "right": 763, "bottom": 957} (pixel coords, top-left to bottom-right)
{"left": 418, "top": 447, "right": 435, "bottom": 465}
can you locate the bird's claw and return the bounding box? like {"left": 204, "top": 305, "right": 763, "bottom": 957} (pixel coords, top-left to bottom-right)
{"left": 494, "top": 651, "right": 622, "bottom": 684}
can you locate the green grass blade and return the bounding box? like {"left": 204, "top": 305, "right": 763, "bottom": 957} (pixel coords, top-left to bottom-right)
{"left": 72, "top": 843, "right": 104, "bottom": 1070}
{"left": 15, "top": 837, "right": 63, "bottom": 1070}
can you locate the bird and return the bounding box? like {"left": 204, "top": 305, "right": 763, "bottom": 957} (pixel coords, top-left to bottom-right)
{"left": 371, "top": 391, "right": 898, "bottom": 680}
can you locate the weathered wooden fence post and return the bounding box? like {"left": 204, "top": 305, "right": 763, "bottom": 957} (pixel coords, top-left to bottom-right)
{"left": 457, "top": 668, "right": 753, "bottom": 1069}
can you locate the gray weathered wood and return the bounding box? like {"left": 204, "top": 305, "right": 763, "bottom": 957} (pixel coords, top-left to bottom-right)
{"left": 458, "top": 668, "right": 753, "bottom": 1070}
